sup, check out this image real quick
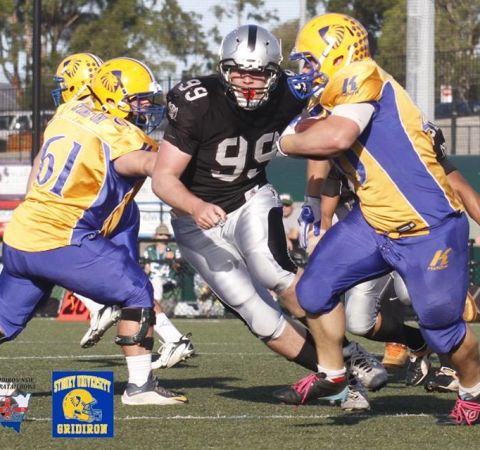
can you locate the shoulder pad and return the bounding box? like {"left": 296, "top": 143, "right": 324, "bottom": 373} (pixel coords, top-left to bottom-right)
{"left": 321, "top": 60, "right": 383, "bottom": 109}
{"left": 166, "top": 77, "right": 211, "bottom": 132}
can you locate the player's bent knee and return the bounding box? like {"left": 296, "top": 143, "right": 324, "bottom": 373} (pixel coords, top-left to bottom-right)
{"left": 346, "top": 318, "right": 373, "bottom": 337}
{"left": 115, "top": 308, "right": 156, "bottom": 350}
{"left": 258, "top": 315, "right": 287, "bottom": 341}
{"left": 296, "top": 277, "right": 337, "bottom": 314}
{"left": 245, "top": 252, "right": 295, "bottom": 293}
{"left": 420, "top": 320, "right": 467, "bottom": 354}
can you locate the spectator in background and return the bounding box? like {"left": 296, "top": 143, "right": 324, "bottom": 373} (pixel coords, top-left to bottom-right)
{"left": 143, "top": 223, "right": 195, "bottom": 369}
{"left": 280, "top": 193, "right": 300, "bottom": 252}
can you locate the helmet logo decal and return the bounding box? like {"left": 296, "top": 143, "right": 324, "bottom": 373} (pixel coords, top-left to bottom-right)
{"left": 101, "top": 70, "right": 122, "bottom": 93}
{"left": 318, "top": 25, "right": 345, "bottom": 49}
{"left": 63, "top": 58, "right": 80, "bottom": 77}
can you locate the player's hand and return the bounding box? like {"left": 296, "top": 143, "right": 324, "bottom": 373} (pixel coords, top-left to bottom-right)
{"left": 192, "top": 200, "right": 227, "bottom": 230}
{"left": 298, "top": 196, "right": 321, "bottom": 250}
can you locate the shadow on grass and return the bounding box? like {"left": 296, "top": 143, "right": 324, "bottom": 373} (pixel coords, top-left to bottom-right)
{"left": 112, "top": 376, "right": 242, "bottom": 396}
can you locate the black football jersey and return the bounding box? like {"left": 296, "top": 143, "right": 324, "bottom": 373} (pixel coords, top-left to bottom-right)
{"left": 163, "top": 73, "right": 306, "bottom": 213}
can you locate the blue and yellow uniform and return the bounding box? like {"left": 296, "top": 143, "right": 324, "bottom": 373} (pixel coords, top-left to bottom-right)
{"left": 321, "top": 60, "right": 462, "bottom": 237}
{"left": 0, "top": 99, "right": 157, "bottom": 340}
{"left": 297, "top": 60, "right": 469, "bottom": 354}
{"left": 5, "top": 99, "right": 155, "bottom": 251}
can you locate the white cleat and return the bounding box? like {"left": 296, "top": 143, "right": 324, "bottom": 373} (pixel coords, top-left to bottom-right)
{"left": 80, "top": 305, "right": 121, "bottom": 348}
{"left": 343, "top": 341, "right": 388, "bottom": 391}
{"left": 340, "top": 376, "right": 370, "bottom": 411}
{"left": 151, "top": 334, "right": 195, "bottom": 369}
{"left": 121, "top": 373, "right": 187, "bottom": 406}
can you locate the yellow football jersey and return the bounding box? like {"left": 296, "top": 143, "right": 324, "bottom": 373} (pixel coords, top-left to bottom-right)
{"left": 4, "top": 99, "right": 157, "bottom": 251}
{"left": 320, "top": 60, "right": 462, "bottom": 237}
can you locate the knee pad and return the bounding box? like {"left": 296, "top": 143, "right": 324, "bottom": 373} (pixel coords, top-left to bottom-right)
{"left": 234, "top": 290, "right": 285, "bottom": 339}
{"left": 265, "top": 315, "right": 287, "bottom": 340}
{"left": 115, "top": 308, "right": 156, "bottom": 350}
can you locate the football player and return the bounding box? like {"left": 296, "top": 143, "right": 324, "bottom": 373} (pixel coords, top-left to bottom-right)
{"left": 46, "top": 53, "right": 195, "bottom": 368}
{"left": 151, "top": 24, "right": 377, "bottom": 411}
{"left": 0, "top": 57, "right": 187, "bottom": 405}
{"left": 277, "top": 13, "right": 480, "bottom": 425}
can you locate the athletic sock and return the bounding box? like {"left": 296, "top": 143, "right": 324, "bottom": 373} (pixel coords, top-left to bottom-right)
{"left": 317, "top": 365, "right": 347, "bottom": 383}
{"left": 459, "top": 380, "right": 480, "bottom": 400}
{"left": 154, "top": 312, "right": 182, "bottom": 343}
{"left": 126, "top": 354, "right": 152, "bottom": 386}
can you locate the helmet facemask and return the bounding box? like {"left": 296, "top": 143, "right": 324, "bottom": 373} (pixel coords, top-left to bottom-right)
{"left": 119, "top": 91, "right": 166, "bottom": 134}
{"left": 287, "top": 13, "right": 369, "bottom": 101}
{"left": 219, "top": 59, "right": 281, "bottom": 110}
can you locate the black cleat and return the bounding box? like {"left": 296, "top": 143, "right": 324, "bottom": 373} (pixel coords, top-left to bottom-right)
{"left": 425, "top": 366, "right": 459, "bottom": 393}
{"left": 273, "top": 372, "right": 348, "bottom": 405}
{"left": 405, "top": 353, "right": 431, "bottom": 386}
{"left": 437, "top": 395, "right": 480, "bottom": 426}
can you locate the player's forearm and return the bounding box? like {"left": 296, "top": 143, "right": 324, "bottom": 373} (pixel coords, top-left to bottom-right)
{"left": 279, "top": 116, "right": 358, "bottom": 158}
{"left": 152, "top": 174, "right": 204, "bottom": 216}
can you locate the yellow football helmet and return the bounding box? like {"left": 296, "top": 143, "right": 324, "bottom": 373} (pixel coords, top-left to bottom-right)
{"left": 89, "top": 57, "right": 165, "bottom": 133}
{"left": 288, "top": 13, "right": 370, "bottom": 100}
{"left": 62, "top": 389, "right": 102, "bottom": 423}
{"left": 52, "top": 53, "right": 103, "bottom": 106}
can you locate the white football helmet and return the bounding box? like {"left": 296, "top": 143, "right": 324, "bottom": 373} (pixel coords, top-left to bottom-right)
{"left": 219, "top": 25, "right": 283, "bottom": 110}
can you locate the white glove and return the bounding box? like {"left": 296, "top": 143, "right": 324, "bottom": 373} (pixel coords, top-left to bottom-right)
{"left": 298, "top": 195, "right": 321, "bottom": 250}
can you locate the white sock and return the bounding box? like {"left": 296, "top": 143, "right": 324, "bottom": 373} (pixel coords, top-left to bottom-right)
{"left": 154, "top": 313, "right": 182, "bottom": 343}
{"left": 317, "top": 365, "right": 347, "bottom": 382}
{"left": 75, "top": 294, "right": 103, "bottom": 314}
{"left": 126, "top": 354, "right": 152, "bottom": 386}
{"left": 459, "top": 380, "right": 480, "bottom": 400}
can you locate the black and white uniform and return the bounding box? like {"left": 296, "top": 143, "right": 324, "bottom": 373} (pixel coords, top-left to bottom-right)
{"left": 163, "top": 73, "right": 305, "bottom": 338}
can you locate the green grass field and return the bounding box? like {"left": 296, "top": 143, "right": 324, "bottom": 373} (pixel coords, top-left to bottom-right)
{"left": 1, "top": 318, "right": 480, "bottom": 449}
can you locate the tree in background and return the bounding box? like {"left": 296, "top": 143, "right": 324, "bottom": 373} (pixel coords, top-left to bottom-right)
{"left": 0, "top": 0, "right": 214, "bottom": 104}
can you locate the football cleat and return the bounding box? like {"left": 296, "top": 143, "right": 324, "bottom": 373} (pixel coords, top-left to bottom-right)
{"left": 151, "top": 334, "right": 195, "bottom": 369}
{"left": 273, "top": 372, "right": 348, "bottom": 405}
{"left": 80, "top": 305, "right": 121, "bottom": 348}
{"left": 335, "top": 374, "right": 370, "bottom": 412}
{"left": 121, "top": 372, "right": 187, "bottom": 406}
{"left": 343, "top": 342, "right": 388, "bottom": 391}
{"left": 425, "top": 366, "right": 459, "bottom": 393}
{"left": 405, "top": 352, "right": 431, "bottom": 386}
{"left": 437, "top": 395, "right": 480, "bottom": 426}
{"left": 382, "top": 342, "right": 409, "bottom": 369}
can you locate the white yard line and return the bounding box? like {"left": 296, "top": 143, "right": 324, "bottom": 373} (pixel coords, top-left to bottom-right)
{"left": 27, "top": 413, "right": 433, "bottom": 422}
{"left": 0, "top": 351, "right": 269, "bottom": 360}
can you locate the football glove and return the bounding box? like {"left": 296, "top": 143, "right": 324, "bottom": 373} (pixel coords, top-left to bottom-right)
{"left": 298, "top": 195, "right": 321, "bottom": 250}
